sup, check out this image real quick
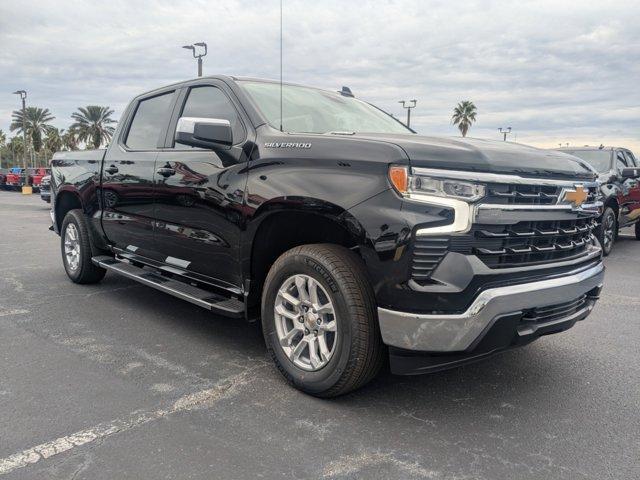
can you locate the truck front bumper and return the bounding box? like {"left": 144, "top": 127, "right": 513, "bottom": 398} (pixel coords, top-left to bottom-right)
{"left": 378, "top": 262, "right": 604, "bottom": 371}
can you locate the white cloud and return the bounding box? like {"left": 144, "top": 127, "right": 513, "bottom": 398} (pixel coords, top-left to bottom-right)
{"left": 0, "top": 0, "right": 638, "bottom": 150}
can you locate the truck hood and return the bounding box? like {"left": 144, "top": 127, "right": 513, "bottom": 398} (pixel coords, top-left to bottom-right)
{"left": 354, "top": 133, "right": 596, "bottom": 181}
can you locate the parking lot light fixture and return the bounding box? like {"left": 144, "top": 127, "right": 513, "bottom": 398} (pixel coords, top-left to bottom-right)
{"left": 13, "top": 89, "right": 31, "bottom": 195}
{"left": 182, "top": 42, "right": 207, "bottom": 77}
{"left": 498, "top": 127, "right": 512, "bottom": 142}
{"left": 398, "top": 99, "right": 417, "bottom": 128}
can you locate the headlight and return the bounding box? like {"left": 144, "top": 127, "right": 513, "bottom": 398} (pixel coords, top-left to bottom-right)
{"left": 388, "top": 165, "right": 486, "bottom": 202}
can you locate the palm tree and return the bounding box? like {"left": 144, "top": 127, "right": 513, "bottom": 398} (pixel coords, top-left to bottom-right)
{"left": 451, "top": 101, "right": 477, "bottom": 137}
{"left": 70, "top": 106, "right": 116, "bottom": 149}
{"left": 44, "top": 128, "right": 64, "bottom": 154}
{"left": 10, "top": 106, "right": 55, "bottom": 152}
{"left": 62, "top": 129, "right": 79, "bottom": 151}
{"left": 7, "top": 136, "right": 25, "bottom": 164}
{"left": 0, "top": 130, "right": 6, "bottom": 169}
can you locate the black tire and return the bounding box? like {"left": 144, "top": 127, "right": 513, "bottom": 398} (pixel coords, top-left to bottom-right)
{"left": 261, "top": 244, "right": 384, "bottom": 398}
{"left": 60, "top": 209, "right": 107, "bottom": 284}
{"left": 635, "top": 221, "right": 640, "bottom": 240}
{"left": 596, "top": 207, "right": 617, "bottom": 256}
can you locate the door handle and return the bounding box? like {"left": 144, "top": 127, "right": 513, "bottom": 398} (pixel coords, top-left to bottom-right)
{"left": 105, "top": 165, "right": 119, "bottom": 175}
{"left": 157, "top": 167, "right": 176, "bottom": 177}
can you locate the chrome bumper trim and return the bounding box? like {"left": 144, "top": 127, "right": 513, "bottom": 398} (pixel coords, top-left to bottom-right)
{"left": 378, "top": 263, "right": 604, "bottom": 352}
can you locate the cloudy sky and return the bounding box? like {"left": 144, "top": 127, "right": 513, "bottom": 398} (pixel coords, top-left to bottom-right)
{"left": 1, "top": 0, "right": 638, "bottom": 150}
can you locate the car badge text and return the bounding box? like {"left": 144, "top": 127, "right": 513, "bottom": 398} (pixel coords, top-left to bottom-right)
{"left": 264, "top": 142, "right": 312, "bottom": 149}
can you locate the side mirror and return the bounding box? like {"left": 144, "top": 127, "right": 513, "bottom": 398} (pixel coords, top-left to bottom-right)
{"left": 621, "top": 167, "right": 640, "bottom": 179}
{"left": 175, "top": 117, "right": 233, "bottom": 150}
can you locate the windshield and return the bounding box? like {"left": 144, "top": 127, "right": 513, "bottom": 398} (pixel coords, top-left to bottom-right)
{"left": 563, "top": 150, "right": 611, "bottom": 173}
{"left": 240, "top": 81, "right": 412, "bottom": 135}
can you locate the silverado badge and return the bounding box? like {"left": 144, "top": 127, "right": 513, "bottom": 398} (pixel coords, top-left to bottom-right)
{"left": 264, "top": 142, "right": 312, "bottom": 149}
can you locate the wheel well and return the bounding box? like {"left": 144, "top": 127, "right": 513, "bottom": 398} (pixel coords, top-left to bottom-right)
{"left": 248, "top": 212, "right": 358, "bottom": 308}
{"left": 55, "top": 191, "right": 83, "bottom": 231}
{"left": 605, "top": 197, "right": 619, "bottom": 213}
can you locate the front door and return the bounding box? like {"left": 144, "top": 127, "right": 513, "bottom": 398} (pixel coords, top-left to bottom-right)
{"left": 101, "top": 90, "right": 176, "bottom": 259}
{"left": 153, "top": 83, "right": 252, "bottom": 289}
{"left": 618, "top": 149, "right": 640, "bottom": 227}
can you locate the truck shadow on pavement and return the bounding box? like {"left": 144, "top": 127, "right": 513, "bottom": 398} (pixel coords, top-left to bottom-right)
{"left": 99, "top": 272, "right": 592, "bottom": 416}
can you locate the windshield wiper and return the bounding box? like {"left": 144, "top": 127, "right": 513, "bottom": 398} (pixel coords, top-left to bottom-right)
{"left": 328, "top": 131, "right": 356, "bottom": 136}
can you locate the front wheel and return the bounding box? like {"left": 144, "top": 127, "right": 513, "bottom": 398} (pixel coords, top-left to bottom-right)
{"left": 596, "top": 207, "right": 617, "bottom": 256}
{"left": 261, "top": 244, "right": 384, "bottom": 397}
{"left": 635, "top": 221, "right": 640, "bottom": 240}
{"left": 60, "top": 209, "right": 106, "bottom": 284}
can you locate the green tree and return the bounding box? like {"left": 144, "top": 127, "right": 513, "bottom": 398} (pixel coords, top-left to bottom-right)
{"left": 7, "top": 136, "right": 25, "bottom": 165}
{"left": 451, "top": 101, "right": 477, "bottom": 137}
{"left": 10, "top": 106, "right": 55, "bottom": 152}
{"left": 44, "top": 127, "right": 64, "bottom": 154}
{"left": 0, "top": 130, "right": 6, "bottom": 169}
{"left": 70, "top": 106, "right": 116, "bottom": 149}
{"left": 62, "top": 129, "right": 79, "bottom": 151}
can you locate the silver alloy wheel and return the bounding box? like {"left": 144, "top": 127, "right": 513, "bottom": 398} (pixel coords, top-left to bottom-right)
{"left": 64, "top": 223, "right": 81, "bottom": 272}
{"left": 274, "top": 274, "right": 337, "bottom": 371}
{"left": 603, "top": 212, "right": 615, "bottom": 250}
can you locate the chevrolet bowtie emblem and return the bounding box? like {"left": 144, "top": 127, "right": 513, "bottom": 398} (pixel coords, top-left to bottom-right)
{"left": 563, "top": 185, "right": 588, "bottom": 207}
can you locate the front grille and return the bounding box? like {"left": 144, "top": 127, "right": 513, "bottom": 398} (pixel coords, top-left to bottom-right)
{"left": 482, "top": 183, "right": 598, "bottom": 206}
{"left": 449, "top": 218, "right": 597, "bottom": 268}
{"left": 411, "top": 237, "right": 449, "bottom": 281}
{"left": 522, "top": 295, "right": 587, "bottom": 324}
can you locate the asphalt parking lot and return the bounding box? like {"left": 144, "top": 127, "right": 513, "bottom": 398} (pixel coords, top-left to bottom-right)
{"left": 0, "top": 190, "right": 638, "bottom": 480}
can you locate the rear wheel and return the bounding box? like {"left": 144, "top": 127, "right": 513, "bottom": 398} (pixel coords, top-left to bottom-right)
{"left": 596, "top": 207, "right": 617, "bottom": 256}
{"left": 635, "top": 221, "right": 640, "bottom": 240}
{"left": 261, "top": 244, "right": 384, "bottom": 397}
{"left": 61, "top": 209, "right": 106, "bottom": 284}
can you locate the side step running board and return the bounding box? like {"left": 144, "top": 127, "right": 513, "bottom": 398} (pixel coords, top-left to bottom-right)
{"left": 92, "top": 256, "right": 244, "bottom": 318}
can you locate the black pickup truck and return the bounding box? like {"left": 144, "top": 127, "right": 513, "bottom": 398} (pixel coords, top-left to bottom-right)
{"left": 555, "top": 146, "right": 640, "bottom": 255}
{"left": 51, "top": 76, "right": 605, "bottom": 397}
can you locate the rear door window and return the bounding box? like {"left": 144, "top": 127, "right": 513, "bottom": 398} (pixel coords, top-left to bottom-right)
{"left": 125, "top": 92, "right": 175, "bottom": 150}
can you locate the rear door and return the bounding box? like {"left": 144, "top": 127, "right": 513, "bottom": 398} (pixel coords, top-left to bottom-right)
{"left": 615, "top": 149, "right": 636, "bottom": 227}
{"left": 101, "top": 89, "right": 177, "bottom": 259}
{"left": 152, "top": 80, "right": 253, "bottom": 290}
{"left": 621, "top": 149, "right": 640, "bottom": 226}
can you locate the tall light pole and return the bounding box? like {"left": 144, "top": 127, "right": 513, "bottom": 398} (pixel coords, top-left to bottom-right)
{"left": 13, "top": 90, "right": 31, "bottom": 194}
{"left": 398, "top": 99, "right": 417, "bottom": 128}
{"left": 182, "top": 42, "right": 207, "bottom": 77}
{"left": 498, "top": 127, "right": 512, "bottom": 142}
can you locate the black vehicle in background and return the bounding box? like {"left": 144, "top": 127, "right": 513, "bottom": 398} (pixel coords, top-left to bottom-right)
{"left": 50, "top": 76, "right": 605, "bottom": 397}
{"left": 40, "top": 174, "right": 51, "bottom": 203}
{"left": 556, "top": 146, "right": 640, "bottom": 255}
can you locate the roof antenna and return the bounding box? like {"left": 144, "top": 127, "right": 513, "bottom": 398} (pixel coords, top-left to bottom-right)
{"left": 279, "top": 0, "right": 283, "bottom": 132}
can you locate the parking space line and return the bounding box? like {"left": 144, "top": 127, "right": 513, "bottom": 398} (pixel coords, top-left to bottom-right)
{"left": 0, "top": 366, "right": 261, "bottom": 476}
{"left": 0, "top": 309, "right": 29, "bottom": 318}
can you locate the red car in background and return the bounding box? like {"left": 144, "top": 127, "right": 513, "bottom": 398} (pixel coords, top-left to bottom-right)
{"left": 3, "top": 167, "right": 50, "bottom": 191}
{"left": 5, "top": 167, "right": 24, "bottom": 190}
{"left": 28, "top": 167, "right": 50, "bottom": 191}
